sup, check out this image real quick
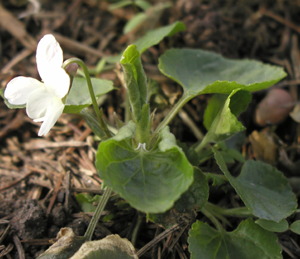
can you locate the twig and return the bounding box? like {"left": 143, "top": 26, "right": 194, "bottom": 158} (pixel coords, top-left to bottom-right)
{"left": 179, "top": 109, "right": 204, "bottom": 140}
{"left": 0, "top": 243, "right": 14, "bottom": 258}
{"left": 0, "top": 171, "right": 34, "bottom": 192}
{"left": 13, "top": 235, "right": 25, "bottom": 259}
{"left": 0, "top": 225, "right": 10, "bottom": 244}
{"left": 261, "top": 7, "right": 300, "bottom": 34}
{"left": 66, "top": 127, "right": 92, "bottom": 154}
{"left": 24, "top": 139, "right": 88, "bottom": 150}
{"left": 0, "top": 111, "right": 25, "bottom": 139}
{"left": 0, "top": 4, "right": 36, "bottom": 50}
{"left": 53, "top": 33, "right": 104, "bottom": 58}
{"left": 137, "top": 222, "right": 185, "bottom": 257}
{"left": 72, "top": 187, "right": 104, "bottom": 194}
{"left": 1, "top": 48, "right": 34, "bottom": 74}
{"left": 46, "top": 172, "right": 65, "bottom": 215}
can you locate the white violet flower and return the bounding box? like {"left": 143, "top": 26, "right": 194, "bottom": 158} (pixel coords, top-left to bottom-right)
{"left": 4, "top": 34, "right": 70, "bottom": 136}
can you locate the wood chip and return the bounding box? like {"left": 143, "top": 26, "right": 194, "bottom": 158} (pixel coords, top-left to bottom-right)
{"left": 0, "top": 4, "right": 36, "bottom": 50}
{"left": 24, "top": 139, "right": 88, "bottom": 150}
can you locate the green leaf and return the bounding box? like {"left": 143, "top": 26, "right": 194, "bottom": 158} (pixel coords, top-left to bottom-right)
{"left": 158, "top": 48, "right": 286, "bottom": 97}
{"left": 109, "top": 0, "right": 133, "bottom": 10}
{"left": 75, "top": 193, "right": 100, "bottom": 213}
{"left": 124, "top": 13, "right": 148, "bottom": 34}
{"left": 148, "top": 168, "right": 208, "bottom": 228}
{"left": 203, "top": 90, "right": 251, "bottom": 143}
{"left": 134, "top": 21, "right": 186, "bottom": 53}
{"left": 174, "top": 168, "right": 209, "bottom": 212}
{"left": 188, "top": 219, "right": 282, "bottom": 259}
{"left": 214, "top": 150, "right": 297, "bottom": 222}
{"left": 96, "top": 22, "right": 185, "bottom": 65}
{"left": 80, "top": 108, "right": 107, "bottom": 139}
{"left": 290, "top": 220, "right": 300, "bottom": 235}
{"left": 70, "top": 235, "right": 138, "bottom": 259}
{"left": 120, "top": 45, "right": 148, "bottom": 121}
{"left": 135, "top": 0, "right": 151, "bottom": 10}
{"left": 95, "top": 123, "right": 194, "bottom": 213}
{"left": 64, "top": 77, "right": 114, "bottom": 113}
{"left": 255, "top": 219, "right": 289, "bottom": 233}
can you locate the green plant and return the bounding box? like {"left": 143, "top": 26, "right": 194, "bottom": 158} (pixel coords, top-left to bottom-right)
{"left": 2, "top": 22, "right": 298, "bottom": 259}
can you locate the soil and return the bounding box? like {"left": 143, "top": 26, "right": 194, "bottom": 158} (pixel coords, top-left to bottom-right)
{"left": 0, "top": 0, "right": 300, "bottom": 258}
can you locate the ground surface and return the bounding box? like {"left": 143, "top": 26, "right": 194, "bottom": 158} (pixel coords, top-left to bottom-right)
{"left": 0, "top": 0, "right": 300, "bottom": 258}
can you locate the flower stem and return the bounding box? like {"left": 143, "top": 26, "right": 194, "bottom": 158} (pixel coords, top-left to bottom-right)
{"left": 63, "top": 58, "right": 113, "bottom": 241}
{"left": 63, "top": 58, "right": 112, "bottom": 138}
{"left": 154, "top": 94, "right": 191, "bottom": 134}
{"left": 84, "top": 187, "right": 112, "bottom": 241}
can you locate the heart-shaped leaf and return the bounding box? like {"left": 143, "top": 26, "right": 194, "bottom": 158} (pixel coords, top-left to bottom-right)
{"left": 64, "top": 77, "right": 114, "bottom": 113}
{"left": 214, "top": 149, "right": 297, "bottom": 222}
{"left": 188, "top": 219, "right": 282, "bottom": 259}
{"left": 148, "top": 168, "right": 208, "bottom": 228}
{"left": 158, "top": 48, "right": 286, "bottom": 98}
{"left": 95, "top": 122, "right": 194, "bottom": 213}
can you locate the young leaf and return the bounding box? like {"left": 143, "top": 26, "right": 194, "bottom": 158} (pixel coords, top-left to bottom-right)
{"left": 203, "top": 89, "right": 251, "bottom": 143}
{"left": 120, "top": 45, "right": 148, "bottom": 121}
{"left": 64, "top": 77, "right": 114, "bottom": 113}
{"left": 95, "top": 123, "right": 194, "bottom": 213}
{"left": 75, "top": 193, "right": 101, "bottom": 213}
{"left": 92, "top": 21, "right": 185, "bottom": 67}
{"left": 134, "top": 21, "right": 186, "bottom": 53}
{"left": 70, "top": 235, "right": 138, "bottom": 259}
{"left": 158, "top": 48, "right": 286, "bottom": 98}
{"left": 214, "top": 150, "right": 297, "bottom": 222}
{"left": 290, "top": 220, "right": 300, "bottom": 235}
{"left": 124, "top": 13, "right": 148, "bottom": 34}
{"left": 188, "top": 219, "right": 282, "bottom": 259}
{"left": 255, "top": 219, "right": 289, "bottom": 233}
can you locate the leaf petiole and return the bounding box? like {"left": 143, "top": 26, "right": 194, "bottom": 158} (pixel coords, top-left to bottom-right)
{"left": 154, "top": 93, "right": 192, "bottom": 134}
{"left": 84, "top": 187, "right": 112, "bottom": 241}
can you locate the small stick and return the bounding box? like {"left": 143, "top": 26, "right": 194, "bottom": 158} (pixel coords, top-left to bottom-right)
{"left": 137, "top": 222, "right": 184, "bottom": 257}
{"left": 1, "top": 48, "right": 34, "bottom": 74}
{"left": 46, "top": 172, "right": 65, "bottom": 215}
{"left": 261, "top": 8, "right": 300, "bottom": 34}
{"left": 13, "top": 235, "right": 25, "bottom": 259}
{"left": 0, "top": 4, "right": 36, "bottom": 50}
{"left": 53, "top": 33, "right": 104, "bottom": 58}
{"left": 0, "top": 171, "right": 34, "bottom": 192}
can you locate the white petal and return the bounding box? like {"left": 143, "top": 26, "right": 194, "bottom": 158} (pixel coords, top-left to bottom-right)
{"left": 36, "top": 34, "right": 63, "bottom": 83}
{"left": 38, "top": 98, "right": 64, "bottom": 136}
{"left": 44, "top": 67, "right": 70, "bottom": 98}
{"left": 4, "top": 76, "right": 44, "bottom": 105}
{"left": 26, "top": 88, "right": 53, "bottom": 120}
